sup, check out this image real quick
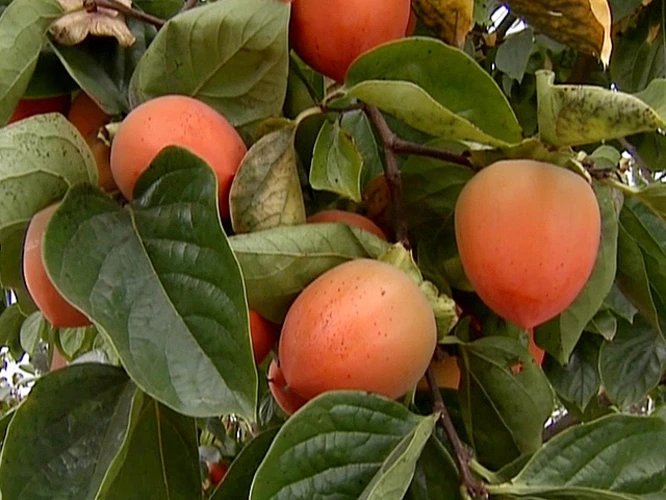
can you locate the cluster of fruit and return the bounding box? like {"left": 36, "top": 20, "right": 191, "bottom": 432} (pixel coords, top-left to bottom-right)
{"left": 13, "top": 0, "right": 603, "bottom": 486}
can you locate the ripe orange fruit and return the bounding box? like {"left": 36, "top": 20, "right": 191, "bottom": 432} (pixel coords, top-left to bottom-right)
{"left": 290, "top": 0, "right": 411, "bottom": 82}
{"left": 417, "top": 354, "right": 461, "bottom": 391}
{"left": 68, "top": 92, "right": 116, "bottom": 191}
{"left": 8, "top": 95, "right": 71, "bottom": 124}
{"left": 109, "top": 95, "right": 247, "bottom": 218}
{"left": 250, "top": 310, "right": 278, "bottom": 365}
{"left": 455, "top": 160, "right": 601, "bottom": 329}
{"left": 208, "top": 461, "right": 228, "bottom": 486}
{"left": 307, "top": 209, "right": 387, "bottom": 240}
{"left": 279, "top": 259, "right": 436, "bottom": 400}
{"left": 23, "top": 204, "right": 91, "bottom": 328}
{"left": 268, "top": 359, "right": 307, "bottom": 416}
{"left": 527, "top": 328, "right": 545, "bottom": 366}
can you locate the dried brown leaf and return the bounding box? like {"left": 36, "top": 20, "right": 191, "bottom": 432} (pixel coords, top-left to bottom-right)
{"left": 412, "top": 0, "right": 474, "bottom": 48}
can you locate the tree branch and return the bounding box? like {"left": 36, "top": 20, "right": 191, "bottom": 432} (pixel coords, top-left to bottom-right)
{"left": 392, "top": 137, "right": 475, "bottom": 168}
{"left": 87, "top": 0, "right": 165, "bottom": 28}
{"left": 364, "top": 105, "right": 410, "bottom": 247}
{"left": 426, "top": 367, "right": 488, "bottom": 499}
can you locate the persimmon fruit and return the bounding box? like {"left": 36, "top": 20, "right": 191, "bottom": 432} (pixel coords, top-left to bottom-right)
{"left": 527, "top": 328, "right": 545, "bottom": 366}
{"left": 207, "top": 461, "right": 228, "bottom": 486}
{"left": 417, "top": 354, "right": 461, "bottom": 391}
{"left": 8, "top": 95, "right": 71, "bottom": 124}
{"left": 307, "top": 209, "right": 387, "bottom": 240}
{"left": 279, "top": 258, "right": 436, "bottom": 400}
{"left": 23, "top": 204, "right": 91, "bottom": 328}
{"left": 68, "top": 92, "right": 116, "bottom": 191}
{"left": 268, "top": 359, "right": 307, "bottom": 416}
{"left": 109, "top": 95, "right": 247, "bottom": 218}
{"left": 454, "top": 159, "right": 601, "bottom": 329}
{"left": 250, "top": 310, "right": 278, "bottom": 365}
{"left": 290, "top": 0, "right": 411, "bottom": 82}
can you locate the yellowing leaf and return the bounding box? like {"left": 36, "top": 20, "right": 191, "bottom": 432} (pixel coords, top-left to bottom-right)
{"left": 49, "top": 0, "right": 136, "bottom": 47}
{"left": 411, "top": 0, "right": 474, "bottom": 48}
{"left": 507, "top": 0, "right": 613, "bottom": 66}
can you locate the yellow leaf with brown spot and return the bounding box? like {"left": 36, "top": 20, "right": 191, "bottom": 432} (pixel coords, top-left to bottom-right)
{"left": 507, "top": 0, "right": 612, "bottom": 66}
{"left": 411, "top": 0, "right": 474, "bottom": 48}
{"left": 50, "top": 0, "right": 136, "bottom": 47}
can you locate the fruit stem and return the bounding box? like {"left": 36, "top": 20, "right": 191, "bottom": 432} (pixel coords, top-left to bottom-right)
{"left": 86, "top": 0, "right": 165, "bottom": 28}
{"left": 426, "top": 366, "right": 488, "bottom": 499}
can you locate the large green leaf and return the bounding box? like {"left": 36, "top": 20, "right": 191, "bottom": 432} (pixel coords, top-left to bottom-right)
{"left": 310, "top": 118, "right": 364, "bottom": 202}
{"left": 489, "top": 414, "right": 666, "bottom": 498}
{"left": 229, "top": 124, "right": 306, "bottom": 234}
{"left": 495, "top": 28, "right": 535, "bottom": 83}
{"left": 535, "top": 183, "right": 620, "bottom": 363}
{"left": 50, "top": 18, "right": 156, "bottom": 115}
{"left": 405, "top": 437, "right": 461, "bottom": 500}
{"left": 0, "top": 304, "right": 26, "bottom": 358}
{"left": 229, "top": 223, "right": 391, "bottom": 323}
{"left": 537, "top": 70, "right": 666, "bottom": 147}
{"left": 599, "top": 315, "right": 666, "bottom": 408}
{"left": 134, "top": 0, "right": 182, "bottom": 19}
{"left": 622, "top": 183, "right": 666, "bottom": 223}
{"left": 43, "top": 147, "right": 257, "bottom": 419}
{"left": 129, "top": 0, "right": 290, "bottom": 126}
{"left": 345, "top": 37, "right": 523, "bottom": 144}
{"left": 97, "top": 396, "right": 201, "bottom": 500}
{"left": 616, "top": 198, "right": 666, "bottom": 334}
{"left": 0, "top": 364, "right": 136, "bottom": 500}
{"left": 459, "top": 336, "right": 555, "bottom": 470}
{"left": 544, "top": 333, "right": 602, "bottom": 414}
{"left": 250, "top": 391, "right": 436, "bottom": 500}
{"left": 0, "top": 0, "right": 63, "bottom": 124}
{"left": 0, "top": 113, "right": 97, "bottom": 241}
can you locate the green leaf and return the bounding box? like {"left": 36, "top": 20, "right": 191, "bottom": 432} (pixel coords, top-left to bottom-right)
{"left": 537, "top": 70, "right": 666, "bottom": 147}
{"left": 230, "top": 124, "right": 306, "bottom": 234}
{"left": 310, "top": 119, "right": 364, "bottom": 202}
{"left": 23, "top": 49, "right": 78, "bottom": 98}
{"left": 58, "top": 325, "right": 96, "bottom": 358}
{"left": 345, "top": 81, "right": 511, "bottom": 147}
{"left": 129, "top": 0, "right": 290, "bottom": 127}
{"left": 134, "top": 0, "right": 182, "bottom": 18}
{"left": 623, "top": 183, "right": 666, "bottom": 222}
{"left": 599, "top": 315, "right": 666, "bottom": 408}
{"left": 211, "top": 428, "right": 279, "bottom": 499}
{"left": 634, "top": 79, "right": 666, "bottom": 122}
{"left": 0, "top": 0, "right": 63, "bottom": 125}
{"left": 405, "top": 437, "right": 461, "bottom": 500}
{"left": 544, "top": 333, "right": 602, "bottom": 414}
{"left": 341, "top": 110, "right": 383, "bottom": 187}
{"left": 490, "top": 414, "right": 666, "bottom": 498}
{"left": 50, "top": 18, "right": 156, "bottom": 115}
{"left": 496, "top": 28, "right": 535, "bottom": 83}
{"left": 0, "top": 113, "right": 97, "bottom": 241}
{"left": 585, "top": 308, "right": 618, "bottom": 340}
{"left": 616, "top": 197, "right": 666, "bottom": 334}
{"left": 0, "top": 305, "right": 26, "bottom": 355}
{"left": 250, "top": 391, "right": 436, "bottom": 500}
{"left": 609, "top": 0, "right": 645, "bottom": 22}
{"left": 535, "top": 183, "right": 620, "bottom": 363}
{"left": 19, "top": 311, "right": 50, "bottom": 355}
{"left": 43, "top": 147, "right": 257, "bottom": 419}
{"left": 603, "top": 283, "right": 638, "bottom": 324}
{"left": 459, "top": 336, "right": 555, "bottom": 470}
{"left": 0, "top": 224, "right": 36, "bottom": 314}
{"left": 0, "top": 364, "right": 136, "bottom": 500}
{"left": 345, "top": 37, "right": 523, "bottom": 144}
{"left": 96, "top": 396, "right": 201, "bottom": 500}
{"left": 229, "top": 223, "right": 391, "bottom": 323}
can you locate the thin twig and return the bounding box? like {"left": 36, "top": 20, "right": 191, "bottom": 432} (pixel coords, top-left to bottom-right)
{"left": 426, "top": 367, "right": 488, "bottom": 499}
{"left": 542, "top": 412, "right": 580, "bottom": 442}
{"left": 364, "top": 105, "right": 410, "bottom": 247}
{"left": 494, "top": 12, "right": 517, "bottom": 43}
{"left": 87, "top": 0, "right": 165, "bottom": 28}
{"left": 391, "top": 137, "right": 475, "bottom": 169}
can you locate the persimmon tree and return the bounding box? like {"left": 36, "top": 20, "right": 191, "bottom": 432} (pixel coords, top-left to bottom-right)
{"left": 0, "top": 0, "right": 665, "bottom": 499}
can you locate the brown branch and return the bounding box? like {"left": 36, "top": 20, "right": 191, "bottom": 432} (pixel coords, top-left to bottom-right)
{"left": 364, "top": 105, "right": 410, "bottom": 247}
{"left": 86, "top": 0, "right": 165, "bottom": 28}
{"left": 542, "top": 412, "right": 580, "bottom": 442}
{"left": 391, "top": 138, "right": 475, "bottom": 169}
{"left": 426, "top": 367, "right": 488, "bottom": 499}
